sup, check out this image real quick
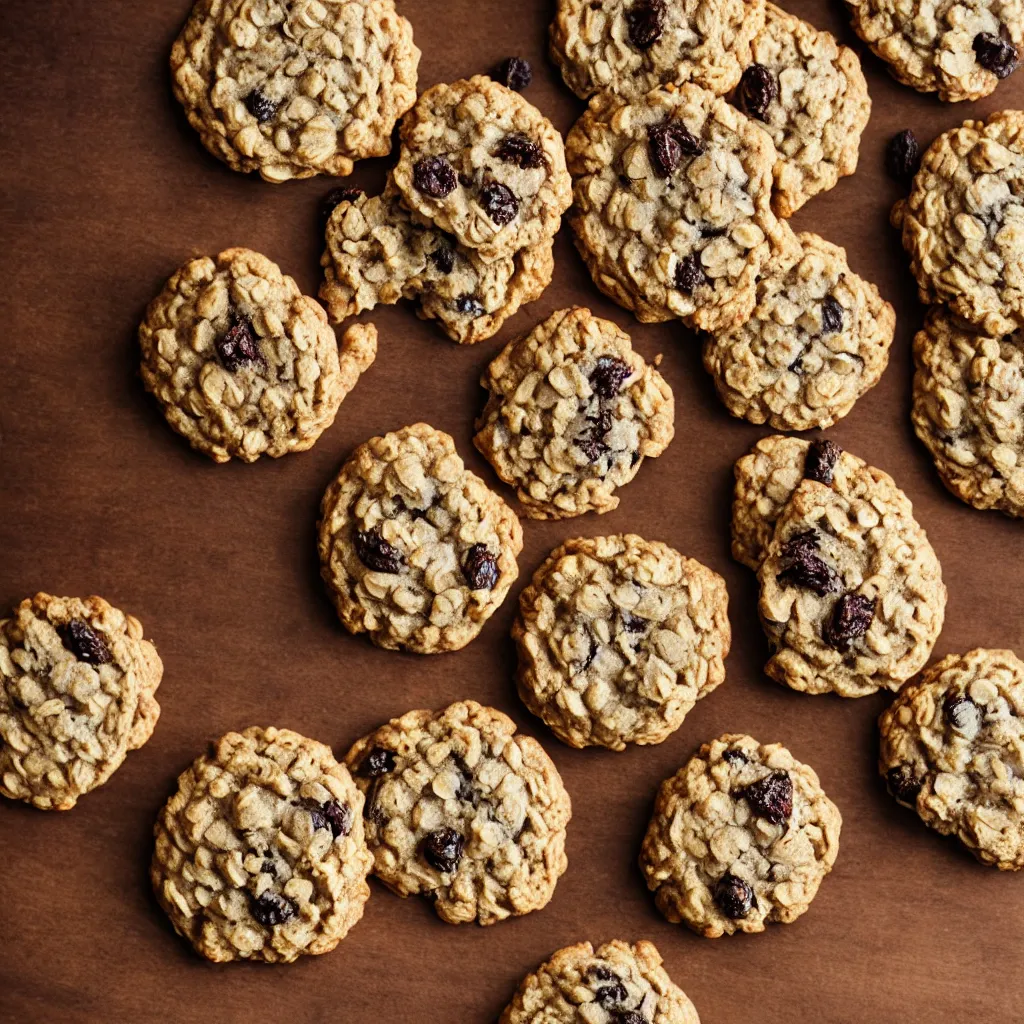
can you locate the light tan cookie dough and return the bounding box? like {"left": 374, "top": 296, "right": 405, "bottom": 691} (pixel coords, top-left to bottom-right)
{"left": 735, "top": 5, "right": 871, "bottom": 216}
{"left": 640, "top": 734, "right": 841, "bottom": 937}
{"left": 758, "top": 477, "right": 946, "bottom": 697}
{"left": 879, "top": 648, "right": 1024, "bottom": 870}
{"left": 703, "top": 233, "right": 894, "bottom": 431}
{"left": 474, "top": 308, "right": 675, "bottom": 519}
{"left": 912, "top": 306, "right": 1024, "bottom": 516}
{"left": 391, "top": 76, "right": 572, "bottom": 263}
{"left": 549, "top": 0, "right": 764, "bottom": 101}
{"left": 317, "top": 423, "right": 523, "bottom": 653}
{"left": 344, "top": 700, "right": 571, "bottom": 925}
{"left": 151, "top": 726, "right": 371, "bottom": 962}
{"left": 499, "top": 939, "right": 702, "bottom": 1024}
{"left": 893, "top": 111, "right": 1024, "bottom": 337}
{"left": 846, "top": 0, "right": 1022, "bottom": 102}
{"left": 141, "top": 247, "right": 370, "bottom": 463}
{"left": 566, "top": 83, "right": 798, "bottom": 331}
{"left": 170, "top": 0, "right": 420, "bottom": 181}
{"left": 319, "top": 186, "right": 554, "bottom": 344}
{"left": 0, "top": 594, "right": 162, "bottom": 812}
{"left": 514, "top": 535, "right": 730, "bottom": 750}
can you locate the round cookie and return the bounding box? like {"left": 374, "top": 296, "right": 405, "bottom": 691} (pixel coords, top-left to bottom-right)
{"left": 757, "top": 477, "right": 946, "bottom": 697}
{"left": 499, "top": 938, "right": 702, "bottom": 1024}
{"left": 317, "top": 423, "right": 523, "bottom": 653}
{"left": 391, "top": 76, "right": 572, "bottom": 263}
{"left": 892, "top": 111, "right": 1024, "bottom": 337}
{"left": 912, "top": 306, "right": 1024, "bottom": 517}
{"left": 170, "top": 0, "right": 420, "bottom": 181}
{"left": 640, "top": 734, "right": 841, "bottom": 937}
{"left": 845, "top": 0, "right": 1022, "bottom": 102}
{"left": 151, "top": 726, "right": 372, "bottom": 962}
{"left": 735, "top": 5, "right": 871, "bottom": 217}
{"left": 343, "top": 700, "right": 572, "bottom": 925}
{"left": 565, "top": 83, "right": 798, "bottom": 331}
{"left": 474, "top": 307, "right": 675, "bottom": 518}
{"left": 879, "top": 648, "right": 1024, "bottom": 870}
{"left": 0, "top": 594, "right": 162, "bottom": 811}
{"left": 514, "top": 535, "right": 730, "bottom": 750}
{"left": 140, "top": 247, "right": 372, "bottom": 463}
{"left": 548, "top": 0, "right": 765, "bottom": 101}
{"left": 703, "top": 233, "right": 894, "bottom": 431}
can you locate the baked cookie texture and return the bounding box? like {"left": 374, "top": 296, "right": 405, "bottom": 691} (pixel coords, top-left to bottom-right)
{"left": 893, "top": 111, "right": 1024, "bottom": 337}
{"left": 317, "top": 423, "right": 523, "bottom": 654}
{"left": 737, "top": 4, "right": 871, "bottom": 217}
{"left": 846, "top": 0, "right": 1022, "bottom": 102}
{"left": 912, "top": 306, "right": 1024, "bottom": 516}
{"left": 514, "top": 535, "right": 730, "bottom": 750}
{"left": 344, "top": 700, "right": 571, "bottom": 925}
{"left": 565, "top": 83, "right": 798, "bottom": 331}
{"left": 549, "top": 0, "right": 765, "bottom": 101}
{"left": 474, "top": 307, "right": 675, "bottom": 519}
{"left": 703, "top": 233, "right": 894, "bottom": 431}
{"left": 640, "top": 734, "right": 841, "bottom": 937}
{"left": 0, "top": 594, "right": 162, "bottom": 811}
{"left": 140, "top": 247, "right": 372, "bottom": 463}
{"left": 879, "top": 649, "right": 1024, "bottom": 870}
{"left": 170, "top": 0, "right": 420, "bottom": 181}
{"left": 151, "top": 726, "right": 372, "bottom": 962}
{"left": 499, "top": 938, "right": 702, "bottom": 1024}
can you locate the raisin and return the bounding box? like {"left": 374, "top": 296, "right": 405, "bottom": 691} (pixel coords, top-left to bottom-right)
{"left": 303, "top": 799, "right": 353, "bottom": 838}
{"left": 674, "top": 253, "right": 707, "bottom": 293}
{"left": 464, "top": 544, "right": 499, "bottom": 590}
{"left": 245, "top": 89, "right": 278, "bottom": 123}
{"left": 354, "top": 528, "right": 404, "bottom": 573}
{"left": 319, "top": 186, "right": 364, "bottom": 230}
{"left": 824, "top": 593, "right": 876, "bottom": 651}
{"left": 479, "top": 182, "right": 518, "bottom": 225}
{"left": 777, "top": 531, "right": 841, "bottom": 596}
{"left": 885, "top": 130, "right": 921, "bottom": 185}
{"left": 455, "top": 295, "right": 485, "bottom": 316}
{"left": 618, "top": 1015, "right": 647, "bottom": 1024}
{"left": 216, "top": 314, "right": 264, "bottom": 372}
{"left": 737, "top": 63, "right": 777, "bottom": 121}
{"left": 821, "top": 296, "right": 844, "bottom": 334}
{"left": 496, "top": 56, "right": 533, "bottom": 91}
{"left": 364, "top": 748, "right": 397, "bottom": 776}
{"left": 250, "top": 890, "right": 297, "bottom": 927}
{"left": 422, "top": 827, "right": 464, "bottom": 873}
{"left": 595, "top": 982, "right": 629, "bottom": 1008}
{"left": 430, "top": 244, "right": 455, "bottom": 274}
{"left": 944, "top": 694, "right": 981, "bottom": 734}
{"left": 647, "top": 122, "right": 704, "bottom": 176}
{"left": 886, "top": 764, "right": 922, "bottom": 804}
{"left": 626, "top": 0, "right": 665, "bottom": 49}
{"left": 621, "top": 612, "right": 647, "bottom": 633}
{"left": 588, "top": 965, "right": 614, "bottom": 982}
{"left": 973, "top": 32, "right": 1018, "bottom": 78}
{"left": 577, "top": 410, "right": 612, "bottom": 461}
{"left": 804, "top": 439, "right": 842, "bottom": 484}
{"left": 413, "top": 156, "right": 457, "bottom": 198}
{"left": 494, "top": 132, "right": 544, "bottom": 169}
{"left": 590, "top": 355, "right": 632, "bottom": 397}
{"left": 59, "top": 620, "right": 112, "bottom": 666}
{"left": 722, "top": 749, "right": 748, "bottom": 767}
{"left": 714, "top": 873, "right": 754, "bottom": 919}
{"left": 743, "top": 770, "right": 793, "bottom": 824}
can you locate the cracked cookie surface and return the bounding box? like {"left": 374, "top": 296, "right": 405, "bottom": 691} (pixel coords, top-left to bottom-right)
{"left": 170, "top": 0, "right": 420, "bottom": 181}
{"left": 704, "top": 233, "right": 894, "bottom": 431}
{"left": 566, "top": 83, "right": 797, "bottom": 331}
{"left": 912, "top": 306, "right": 1024, "bottom": 516}
{"left": 879, "top": 648, "right": 1024, "bottom": 870}
{"left": 151, "top": 726, "right": 372, "bottom": 962}
{"left": 474, "top": 307, "right": 675, "bottom": 518}
{"left": 344, "top": 700, "right": 571, "bottom": 925}
{"left": 640, "top": 734, "right": 841, "bottom": 937}
{"left": 514, "top": 535, "right": 730, "bottom": 750}
{"left": 317, "top": 423, "right": 523, "bottom": 653}
{"left": 499, "top": 938, "right": 702, "bottom": 1024}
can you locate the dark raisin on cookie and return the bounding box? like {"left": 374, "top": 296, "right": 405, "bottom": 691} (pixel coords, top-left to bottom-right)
{"left": 364, "top": 748, "right": 396, "bottom": 777}
{"left": 885, "top": 130, "right": 921, "bottom": 185}
{"left": 618, "top": 1014, "right": 647, "bottom": 1024}
{"left": 743, "top": 770, "right": 794, "bottom": 824}
{"left": 737, "top": 64, "right": 777, "bottom": 121}
{"left": 973, "top": 32, "right": 1018, "bottom": 78}
{"left": 245, "top": 89, "right": 278, "bottom": 123}
{"left": 430, "top": 244, "right": 456, "bottom": 274}
{"left": 216, "top": 314, "right": 264, "bottom": 372}
{"left": 250, "top": 890, "right": 297, "bottom": 927}
{"left": 886, "top": 764, "right": 922, "bottom": 805}
{"left": 304, "top": 799, "right": 353, "bottom": 838}
{"left": 626, "top": 0, "right": 665, "bottom": 49}
{"left": 496, "top": 56, "right": 533, "bottom": 91}
{"left": 647, "top": 122, "right": 703, "bottom": 176}
{"left": 777, "top": 531, "right": 841, "bottom": 596}
{"left": 588, "top": 965, "right": 614, "bottom": 982}
{"left": 413, "top": 156, "right": 457, "bottom": 198}
{"left": 463, "top": 544, "right": 499, "bottom": 590}
{"left": 820, "top": 296, "right": 844, "bottom": 335}
{"left": 674, "top": 252, "right": 708, "bottom": 293}
{"left": 595, "top": 981, "right": 629, "bottom": 1008}
{"left": 319, "top": 186, "right": 364, "bottom": 230}
{"left": 59, "top": 620, "right": 112, "bottom": 666}
{"left": 577, "top": 409, "right": 613, "bottom": 461}
{"left": 479, "top": 182, "right": 519, "bottom": 225}
{"left": 804, "top": 439, "right": 842, "bottom": 484}
{"left": 590, "top": 355, "right": 632, "bottom": 397}
{"left": 714, "top": 873, "right": 754, "bottom": 919}
{"left": 455, "top": 295, "right": 485, "bottom": 316}
{"left": 824, "top": 593, "right": 876, "bottom": 651}
{"left": 494, "top": 132, "right": 544, "bottom": 169}
{"left": 944, "top": 694, "right": 981, "bottom": 733}
{"left": 621, "top": 611, "right": 647, "bottom": 634}
{"left": 422, "top": 827, "right": 464, "bottom": 873}
{"left": 354, "top": 528, "right": 404, "bottom": 573}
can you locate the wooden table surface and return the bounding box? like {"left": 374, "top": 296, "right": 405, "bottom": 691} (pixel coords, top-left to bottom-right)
{"left": 2, "top": 1, "right": 1023, "bottom": 1021}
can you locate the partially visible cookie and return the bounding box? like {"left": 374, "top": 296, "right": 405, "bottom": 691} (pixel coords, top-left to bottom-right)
{"left": 317, "top": 423, "right": 523, "bottom": 653}
{"left": 170, "top": 0, "right": 420, "bottom": 181}
{"left": 151, "top": 726, "right": 372, "bottom": 962}
{"left": 344, "top": 700, "right": 571, "bottom": 925}
{"left": 912, "top": 306, "right": 1024, "bottom": 517}
{"left": 0, "top": 594, "right": 162, "bottom": 811}
{"left": 549, "top": 0, "right": 764, "bottom": 101}
{"left": 640, "top": 734, "right": 841, "bottom": 937}
{"left": 703, "top": 233, "right": 894, "bottom": 431}
{"left": 499, "top": 938, "right": 702, "bottom": 1023}
{"left": 474, "top": 308, "right": 675, "bottom": 518}
{"left": 879, "top": 648, "right": 1024, "bottom": 870}
{"left": 736, "top": 5, "right": 871, "bottom": 216}
{"left": 893, "top": 112, "right": 1024, "bottom": 337}
{"left": 514, "top": 535, "right": 730, "bottom": 750}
